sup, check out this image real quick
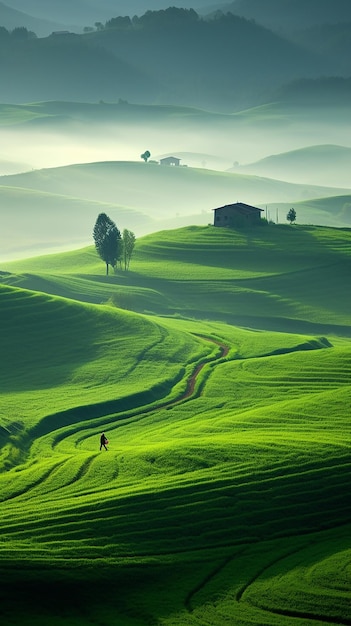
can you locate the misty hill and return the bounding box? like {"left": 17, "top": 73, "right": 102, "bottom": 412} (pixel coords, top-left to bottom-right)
{"left": 0, "top": 157, "right": 31, "bottom": 174}
{"left": 223, "top": 0, "right": 351, "bottom": 33}
{"left": 0, "top": 10, "right": 328, "bottom": 111}
{"left": 0, "top": 32, "right": 159, "bottom": 104}
{"left": 238, "top": 144, "right": 351, "bottom": 187}
{"left": 2, "top": 160, "right": 349, "bottom": 207}
{"left": 0, "top": 2, "right": 64, "bottom": 36}
{"left": 221, "top": 0, "right": 351, "bottom": 79}
{"left": 0, "top": 183, "right": 153, "bottom": 260}
{"left": 293, "top": 22, "right": 351, "bottom": 75}
{"left": 8, "top": 1, "right": 225, "bottom": 25}
{"left": 1, "top": 160, "right": 351, "bottom": 260}
{"left": 265, "top": 196, "right": 351, "bottom": 229}
{"left": 271, "top": 76, "right": 351, "bottom": 107}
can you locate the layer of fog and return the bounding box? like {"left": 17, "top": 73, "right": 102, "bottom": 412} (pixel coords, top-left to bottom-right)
{"left": 2, "top": 113, "right": 351, "bottom": 175}
{"left": 1, "top": 112, "right": 351, "bottom": 262}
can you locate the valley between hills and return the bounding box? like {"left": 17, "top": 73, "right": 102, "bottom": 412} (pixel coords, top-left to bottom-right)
{"left": 0, "top": 2, "right": 351, "bottom": 623}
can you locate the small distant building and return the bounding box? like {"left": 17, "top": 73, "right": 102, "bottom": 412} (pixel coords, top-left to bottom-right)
{"left": 160, "top": 156, "right": 181, "bottom": 166}
{"left": 213, "top": 202, "right": 263, "bottom": 228}
{"left": 50, "top": 31, "right": 74, "bottom": 37}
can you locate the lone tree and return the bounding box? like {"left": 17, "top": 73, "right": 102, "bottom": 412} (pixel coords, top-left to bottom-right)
{"left": 122, "top": 228, "right": 136, "bottom": 271}
{"left": 141, "top": 150, "right": 151, "bottom": 162}
{"left": 93, "top": 213, "right": 122, "bottom": 275}
{"left": 287, "top": 208, "right": 297, "bottom": 224}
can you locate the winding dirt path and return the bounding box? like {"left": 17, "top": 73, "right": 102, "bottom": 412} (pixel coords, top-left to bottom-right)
{"left": 176, "top": 336, "right": 229, "bottom": 402}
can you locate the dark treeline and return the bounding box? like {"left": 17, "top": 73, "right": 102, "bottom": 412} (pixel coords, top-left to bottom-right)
{"left": 0, "top": 7, "right": 348, "bottom": 110}
{"left": 0, "top": 25, "right": 37, "bottom": 39}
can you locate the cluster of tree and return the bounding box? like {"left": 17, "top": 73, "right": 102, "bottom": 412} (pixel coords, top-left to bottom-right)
{"left": 93, "top": 213, "right": 136, "bottom": 275}
{"left": 85, "top": 8, "right": 199, "bottom": 33}
{"left": 0, "top": 26, "right": 36, "bottom": 40}
{"left": 0, "top": 7, "right": 336, "bottom": 111}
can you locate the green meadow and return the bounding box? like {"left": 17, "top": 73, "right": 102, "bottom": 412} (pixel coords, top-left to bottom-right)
{"left": 3, "top": 98, "right": 351, "bottom": 262}
{"left": 0, "top": 224, "right": 350, "bottom": 625}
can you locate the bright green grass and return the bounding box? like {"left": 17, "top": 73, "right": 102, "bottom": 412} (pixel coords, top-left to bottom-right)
{"left": 2, "top": 224, "right": 351, "bottom": 334}
{"left": 0, "top": 226, "right": 350, "bottom": 625}
{"left": 0, "top": 302, "right": 350, "bottom": 623}
{"left": 0, "top": 284, "right": 214, "bottom": 435}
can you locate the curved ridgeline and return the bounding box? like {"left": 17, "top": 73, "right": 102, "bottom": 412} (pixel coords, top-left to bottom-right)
{"left": 0, "top": 224, "right": 350, "bottom": 625}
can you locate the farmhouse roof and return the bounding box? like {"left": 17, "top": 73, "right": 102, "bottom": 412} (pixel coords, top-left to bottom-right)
{"left": 160, "top": 156, "right": 181, "bottom": 164}
{"left": 213, "top": 202, "right": 264, "bottom": 213}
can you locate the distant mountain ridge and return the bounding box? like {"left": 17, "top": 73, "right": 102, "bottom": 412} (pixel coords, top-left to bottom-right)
{"left": 7, "top": 1, "right": 219, "bottom": 24}
{"left": 0, "top": 1, "right": 66, "bottom": 35}
{"left": 238, "top": 144, "right": 351, "bottom": 187}
{"left": 222, "top": 0, "right": 351, "bottom": 32}
{"left": 0, "top": 10, "right": 330, "bottom": 111}
{"left": 220, "top": 0, "right": 351, "bottom": 78}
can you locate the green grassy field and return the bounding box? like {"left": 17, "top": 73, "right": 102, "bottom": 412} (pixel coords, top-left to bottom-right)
{"left": 2, "top": 99, "right": 351, "bottom": 262}
{"left": 0, "top": 224, "right": 350, "bottom": 625}
{"left": 3, "top": 224, "right": 351, "bottom": 333}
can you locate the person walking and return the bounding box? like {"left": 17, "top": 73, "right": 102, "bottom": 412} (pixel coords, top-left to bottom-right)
{"left": 100, "top": 432, "right": 108, "bottom": 451}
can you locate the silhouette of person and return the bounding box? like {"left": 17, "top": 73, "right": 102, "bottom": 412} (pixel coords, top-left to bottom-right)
{"left": 100, "top": 432, "right": 108, "bottom": 451}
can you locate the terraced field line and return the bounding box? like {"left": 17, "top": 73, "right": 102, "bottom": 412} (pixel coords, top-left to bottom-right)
{"left": 39, "top": 336, "right": 231, "bottom": 449}
{"left": 177, "top": 336, "right": 229, "bottom": 401}
{"left": 185, "top": 551, "right": 244, "bottom": 613}
{"left": 235, "top": 540, "right": 351, "bottom": 626}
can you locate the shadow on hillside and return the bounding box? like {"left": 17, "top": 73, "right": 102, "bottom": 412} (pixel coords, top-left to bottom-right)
{"left": 184, "top": 311, "right": 351, "bottom": 337}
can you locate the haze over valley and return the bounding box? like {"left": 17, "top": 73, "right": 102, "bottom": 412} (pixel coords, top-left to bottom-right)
{"left": 0, "top": 1, "right": 350, "bottom": 259}
{"left": 1, "top": 98, "right": 351, "bottom": 259}
{"left": 1, "top": 4, "right": 351, "bottom": 626}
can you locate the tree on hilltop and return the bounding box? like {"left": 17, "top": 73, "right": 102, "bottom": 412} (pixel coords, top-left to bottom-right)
{"left": 141, "top": 150, "right": 151, "bottom": 162}
{"left": 93, "top": 213, "right": 122, "bottom": 275}
{"left": 287, "top": 208, "right": 297, "bottom": 224}
{"left": 122, "top": 229, "right": 136, "bottom": 271}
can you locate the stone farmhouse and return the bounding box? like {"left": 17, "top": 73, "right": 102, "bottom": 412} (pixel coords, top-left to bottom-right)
{"left": 213, "top": 202, "right": 263, "bottom": 227}
{"left": 160, "top": 156, "right": 181, "bottom": 166}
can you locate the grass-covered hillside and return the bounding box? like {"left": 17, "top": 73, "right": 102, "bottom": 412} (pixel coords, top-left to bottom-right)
{"left": 0, "top": 224, "right": 350, "bottom": 625}
{"left": 1, "top": 159, "right": 351, "bottom": 260}
{"left": 3, "top": 224, "right": 351, "bottom": 335}
{"left": 2, "top": 99, "right": 351, "bottom": 263}
{"left": 239, "top": 144, "right": 351, "bottom": 188}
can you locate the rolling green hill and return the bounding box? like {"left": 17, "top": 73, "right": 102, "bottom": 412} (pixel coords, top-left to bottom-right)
{"left": 0, "top": 224, "right": 350, "bottom": 625}
{"left": 2, "top": 224, "right": 351, "bottom": 335}
{"left": 2, "top": 99, "right": 351, "bottom": 260}
{"left": 267, "top": 195, "right": 351, "bottom": 229}
{"left": 1, "top": 160, "right": 351, "bottom": 260}
{"left": 0, "top": 184, "right": 153, "bottom": 259}
{"left": 5, "top": 160, "right": 347, "bottom": 206}
{"left": 239, "top": 144, "right": 351, "bottom": 188}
